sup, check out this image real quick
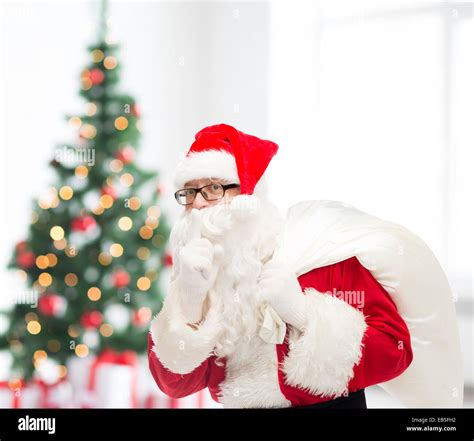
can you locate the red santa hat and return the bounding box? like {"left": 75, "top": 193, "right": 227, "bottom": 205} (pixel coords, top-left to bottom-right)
{"left": 173, "top": 123, "right": 279, "bottom": 195}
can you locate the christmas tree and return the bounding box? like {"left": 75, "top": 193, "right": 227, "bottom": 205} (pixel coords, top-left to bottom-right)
{"left": 1, "top": 0, "right": 170, "bottom": 382}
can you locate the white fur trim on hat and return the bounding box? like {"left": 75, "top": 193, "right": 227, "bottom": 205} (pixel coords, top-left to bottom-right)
{"left": 174, "top": 149, "right": 239, "bottom": 189}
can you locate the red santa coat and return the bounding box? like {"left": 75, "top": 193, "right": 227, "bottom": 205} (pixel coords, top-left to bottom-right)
{"left": 148, "top": 255, "right": 413, "bottom": 407}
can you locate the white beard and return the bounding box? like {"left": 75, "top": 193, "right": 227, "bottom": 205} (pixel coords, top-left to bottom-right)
{"left": 169, "top": 196, "right": 284, "bottom": 359}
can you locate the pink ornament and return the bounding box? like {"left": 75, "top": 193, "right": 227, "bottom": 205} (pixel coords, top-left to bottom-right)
{"left": 115, "top": 146, "right": 135, "bottom": 164}
{"left": 131, "top": 104, "right": 141, "bottom": 117}
{"left": 101, "top": 185, "right": 117, "bottom": 200}
{"left": 132, "top": 307, "right": 152, "bottom": 327}
{"left": 89, "top": 68, "right": 105, "bottom": 85}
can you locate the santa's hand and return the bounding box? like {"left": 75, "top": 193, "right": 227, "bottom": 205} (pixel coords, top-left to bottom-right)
{"left": 258, "top": 257, "right": 307, "bottom": 331}
{"left": 177, "top": 209, "right": 224, "bottom": 323}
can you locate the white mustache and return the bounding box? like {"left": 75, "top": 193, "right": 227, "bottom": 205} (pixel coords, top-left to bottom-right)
{"left": 199, "top": 203, "right": 234, "bottom": 241}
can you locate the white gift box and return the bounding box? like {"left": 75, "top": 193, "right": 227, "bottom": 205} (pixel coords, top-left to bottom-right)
{"left": 0, "top": 382, "right": 41, "bottom": 408}
{"left": 66, "top": 355, "right": 96, "bottom": 408}
{"left": 95, "top": 363, "right": 136, "bottom": 408}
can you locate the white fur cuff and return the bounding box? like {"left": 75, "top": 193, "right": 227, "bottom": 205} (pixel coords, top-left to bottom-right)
{"left": 281, "top": 288, "right": 367, "bottom": 398}
{"left": 149, "top": 283, "right": 223, "bottom": 375}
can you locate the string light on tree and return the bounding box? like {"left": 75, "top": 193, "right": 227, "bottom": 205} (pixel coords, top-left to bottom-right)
{"left": 36, "top": 255, "right": 49, "bottom": 270}
{"left": 65, "top": 273, "right": 78, "bottom": 287}
{"left": 120, "top": 173, "right": 134, "bottom": 187}
{"left": 114, "top": 116, "right": 128, "bottom": 131}
{"left": 87, "top": 287, "right": 102, "bottom": 301}
{"left": 25, "top": 312, "right": 38, "bottom": 323}
{"left": 50, "top": 226, "right": 65, "bottom": 241}
{"left": 47, "top": 339, "right": 61, "bottom": 353}
{"left": 99, "top": 194, "right": 114, "bottom": 209}
{"left": 91, "top": 49, "right": 104, "bottom": 63}
{"left": 109, "top": 159, "right": 123, "bottom": 173}
{"left": 98, "top": 252, "right": 112, "bottom": 266}
{"left": 75, "top": 166, "right": 89, "bottom": 179}
{"left": 85, "top": 102, "right": 98, "bottom": 116}
{"left": 137, "top": 247, "right": 150, "bottom": 260}
{"left": 27, "top": 321, "right": 41, "bottom": 335}
{"left": 127, "top": 196, "right": 141, "bottom": 211}
{"left": 68, "top": 325, "right": 80, "bottom": 338}
{"left": 118, "top": 216, "right": 132, "bottom": 231}
{"left": 75, "top": 344, "right": 89, "bottom": 358}
{"left": 99, "top": 323, "right": 113, "bottom": 337}
{"left": 38, "top": 272, "right": 53, "bottom": 287}
{"left": 46, "top": 253, "right": 58, "bottom": 267}
{"left": 137, "top": 276, "right": 151, "bottom": 291}
{"left": 80, "top": 124, "right": 97, "bottom": 139}
{"left": 68, "top": 116, "right": 82, "bottom": 129}
{"left": 109, "top": 243, "right": 123, "bottom": 257}
{"left": 103, "top": 55, "right": 117, "bottom": 70}
{"left": 59, "top": 186, "right": 74, "bottom": 201}
{"left": 139, "top": 226, "right": 153, "bottom": 240}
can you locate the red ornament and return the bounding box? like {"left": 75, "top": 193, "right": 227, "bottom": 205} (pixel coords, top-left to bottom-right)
{"left": 16, "top": 241, "right": 29, "bottom": 252}
{"left": 164, "top": 252, "right": 173, "bottom": 267}
{"left": 115, "top": 146, "right": 135, "bottom": 164}
{"left": 71, "top": 215, "right": 97, "bottom": 232}
{"left": 80, "top": 311, "right": 103, "bottom": 329}
{"left": 16, "top": 251, "right": 35, "bottom": 269}
{"left": 38, "top": 294, "right": 66, "bottom": 317}
{"left": 101, "top": 185, "right": 117, "bottom": 200}
{"left": 89, "top": 68, "right": 105, "bottom": 85}
{"left": 112, "top": 270, "right": 130, "bottom": 288}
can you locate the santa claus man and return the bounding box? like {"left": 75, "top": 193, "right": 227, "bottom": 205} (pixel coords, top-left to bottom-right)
{"left": 148, "top": 124, "right": 463, "bottom": 409}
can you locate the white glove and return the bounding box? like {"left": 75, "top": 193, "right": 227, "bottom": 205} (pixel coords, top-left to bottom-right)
{"left": 176, "top": 209, "right": 224, "bottom": 324}
{"left": 258, "top": 256, "right": 307, "bottom": 331}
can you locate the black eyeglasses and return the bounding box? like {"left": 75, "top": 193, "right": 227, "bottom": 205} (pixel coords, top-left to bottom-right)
{"left": 174, "top": 183, "right": 240, "bottom": 206}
